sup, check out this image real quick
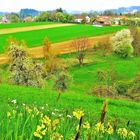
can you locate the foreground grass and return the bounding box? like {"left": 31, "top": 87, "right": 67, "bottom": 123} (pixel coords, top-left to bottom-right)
{"left": 0, "top": 83, "right": 140, "bottom": 138}
{"left": 0, "top": 22, "right": 56, "bottom": 29}
{"left": 0, "top": 25, "right": 126, "bottom": 53}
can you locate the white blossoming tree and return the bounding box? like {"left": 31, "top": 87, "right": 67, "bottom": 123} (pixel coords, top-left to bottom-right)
{"left": 111, "top": 29, "right": 134, "bottom": 58}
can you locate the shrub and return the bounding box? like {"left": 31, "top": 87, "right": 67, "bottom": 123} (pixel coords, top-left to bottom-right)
{"left": 114, "top": 44, "right": 134, "bottom": 58}
{"left": 94, "top": 41, "right": 112, "bottom": 56}
{"left": 116, "top": 81, "right": 130, "bottom": 95}
{"left": 130, "top": 73, "right": 140, "bottom": 94}
{"left": 92, "top": 85, "right": 117, "bottom": 97}
{"left": 111, "top": 29, "right": 134, "bottom": 58}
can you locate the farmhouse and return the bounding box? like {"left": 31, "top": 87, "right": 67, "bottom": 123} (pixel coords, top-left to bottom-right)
{"left": 93, "top": 16, "right": 112, "bottom": 26}
{"left": 0, "top": 16, "right": 9, "bottom": 24}
{"left": 74, "top": 15, "right": 90, "bottom": 23}
{"left": 112, "top": 16, "right": 127, "bottom": 25}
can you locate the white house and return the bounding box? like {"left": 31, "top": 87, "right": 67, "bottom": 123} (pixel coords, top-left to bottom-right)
{"left": 86, "top": 16, "right": 90, "bottom": 23}
{"left": 74, "top": 18, "right": 83, "bottom": 23}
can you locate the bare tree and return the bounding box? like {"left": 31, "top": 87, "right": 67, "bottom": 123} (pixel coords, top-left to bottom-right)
{"left": 72, "top": 37, "right": 89, "bottom": 66}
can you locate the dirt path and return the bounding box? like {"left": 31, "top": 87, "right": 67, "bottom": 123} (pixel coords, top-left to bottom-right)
{"left": 0, "top": 23, "right": 75, "bottom": 34}
{"left": 0, "top": 34, "right": 112, "bottom": 64}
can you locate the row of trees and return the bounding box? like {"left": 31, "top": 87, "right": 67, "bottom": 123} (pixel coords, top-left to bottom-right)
{"left": 5, "top": 9, "right": 74, "bottom": 23}
{"left": 35, "top": 11, "right": 74, "bottom": 23}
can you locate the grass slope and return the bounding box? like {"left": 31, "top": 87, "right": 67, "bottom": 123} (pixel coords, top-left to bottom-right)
{"left": 0, "top": 52, "right": 140, "bottom": 133}
{"left": 0, "top": 22, "right": 56, "bottom": 29}
{"left": 0, "top": 83, "right": 140, "bottom": 132}
{"left": 0, "top": 25, "right": 126, "bottom": 53}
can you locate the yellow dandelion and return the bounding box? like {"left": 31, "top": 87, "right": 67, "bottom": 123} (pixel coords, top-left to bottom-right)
{"left": 118, "top": 128, "right": 128, "bottom": 139}
{"left": 93, "top": 122, "right": 105, "bottom": 136}
{"left": 106, "top": 122, "right": 114, "bottom": 135}
{"left": 41, "top": 128, "right": 47, "bottom": 135}
{"left": 52, "top": 119, "right": 59, "bottom": 127}
{"left": 34, "top": 131, "right": 43, "bottom": 139}
{"left": 83, "top": 121, "right": 90, "bottom": 129}
{"left": 50, "top": 132, "right": 63, "bottom": 140}
{"left": 41, "top": 115, "right": 51, "bottom": 126}
{"left": 128, "top": 131, "right": 135, "bottom": 140}
{"left": 73, "top": 110, "right": 84, "bottom": 120}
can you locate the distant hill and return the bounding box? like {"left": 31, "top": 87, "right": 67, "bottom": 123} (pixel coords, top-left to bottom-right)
{"left": 110, "top": 6, "right": 140, "bottom": 14}
{"left": 20, "top": 9, "right": 40, "bottom": 19}
{"left": 70, "top": 6, "right": 140, "bottom": 14}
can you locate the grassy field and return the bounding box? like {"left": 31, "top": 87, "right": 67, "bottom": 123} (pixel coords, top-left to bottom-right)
{"left": 0, "top": 25, "right": 126, "bottom": 53}
{"left": 0, "top": 51, "right": 140, "bottom": 138}
{"left": 0, "top": 22, "right": 56, "bottom": 29}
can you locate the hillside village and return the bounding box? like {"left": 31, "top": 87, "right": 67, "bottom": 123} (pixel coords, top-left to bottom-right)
{"left": 0, "top": 7, "right": 140, "bottom": 26}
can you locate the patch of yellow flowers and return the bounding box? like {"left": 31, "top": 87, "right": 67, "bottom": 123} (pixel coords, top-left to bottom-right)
{"left": 34, "top": 114, "right": 62, "bottom": 140}
{"left": 73, "top": 110, "right": 84, "bottom": 120}
{"left": 118, "top": 128, "right": 136, "bottom": 140}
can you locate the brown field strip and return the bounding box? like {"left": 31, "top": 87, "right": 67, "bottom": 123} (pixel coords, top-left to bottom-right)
{"left": 0, "top": 23, "right": 75, "bottom": 34}
{"left": 0, "top": 34, "right": 112, "bottom": 64}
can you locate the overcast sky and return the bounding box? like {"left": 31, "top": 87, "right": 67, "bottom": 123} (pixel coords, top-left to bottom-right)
{"left": 0, "top": 0, "right": 140, "bottom": 12}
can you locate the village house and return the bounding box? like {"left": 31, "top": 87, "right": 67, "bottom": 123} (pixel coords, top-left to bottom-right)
{"left": 112, "top": 16, "right": 127, "bottom": 25}
{"left": 0, "top": 16, "right": 9, "bottom": 24}
{"left": 74, "top": 15, "right": 90, "bottom": 24}
{"left": 93, "top": 16, "right": 112, "bottom": 26}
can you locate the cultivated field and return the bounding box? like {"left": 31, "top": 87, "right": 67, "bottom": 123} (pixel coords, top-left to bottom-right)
{"left": 0, "top": 24, "right": 126, "bottom": 53}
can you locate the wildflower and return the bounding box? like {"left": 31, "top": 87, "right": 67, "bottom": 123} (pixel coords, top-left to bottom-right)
{"left": 50, "top": 132, "right": 63, "bottom": 140}
{"left": 118, "top": 128, "right": 128, "bottom": 139}
{"left": 52, "top": 119, "right": 59, "bottom": 127}
{"left": 34, "top": 124, "right": 46, "bottom": 139}
{"left": 37, "top": 125, "right": 43, "bottom": 132}
{"left": 128, "top": 131, "right": 135, "bottom": 140}
{"left": 25, "top": 106, "right": 32, "bottom": 113}
{"left": 41, "top": 107, "right": 44, "bottom": 110}
{"left": 67, "top": 114, "right": 72, "bottom": 119}
{"left": 11, "top": 99, "right": 16, "bottom": 104}
{"left": 54, "top": 108, "right": 59, "bottom": 112}
{"left": 59, "top": 114, "right": 63, "bottom": 117}
{"left": 34, "top": 131, "right": 42, "bottom": 139}
{"left": 93, "top": 122, "right": 105, "bottom": 136}
{"left": 106, "top": 122, "right": 114, "bottom": 135}
{"left": 83, "top": 121, "right": 90, "bottom": 129}
{"left": 7, "top": 112, "right": 11, "bottom": 118}
{"left": 73, "top": 110, "right": 84, "bottom": 120}
{"left": 41, "top": 128, "right": 47, "bottom": 135}
{"left": 41, "top": 115, "right": 51, "bottom": 126}
{"left": 52, "top": 112, "right": 55, "bottom": 116}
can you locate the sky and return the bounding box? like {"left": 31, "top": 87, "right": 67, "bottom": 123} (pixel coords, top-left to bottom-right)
{"left": 0, "top": 0, "right": 140, "bottom": 12}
